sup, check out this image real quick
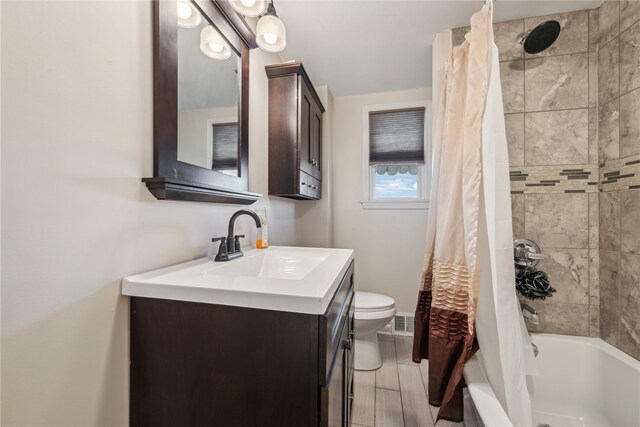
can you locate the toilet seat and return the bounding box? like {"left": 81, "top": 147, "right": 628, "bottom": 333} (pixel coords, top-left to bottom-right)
{"left": 354, "top": 292, "right": 395, "bottom": 320}
{"left": 355, "top": 291, "right": 395, "bottom": 312}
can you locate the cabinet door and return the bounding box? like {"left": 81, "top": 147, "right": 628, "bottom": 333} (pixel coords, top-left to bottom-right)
{"left": 310, "top": 101, "right": 322, "bottom": 180}
{"left": 299, "top": 78, "right": 313, "bottom": 176}
{"left": 326, "top": 348, "right": 345, "bottom": 427}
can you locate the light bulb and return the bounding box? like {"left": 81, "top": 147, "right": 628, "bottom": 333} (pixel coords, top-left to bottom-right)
{"left": 208, "top": 42, "right": 224, "bottom": 53}
{"left": 240, "top": 0, "right": 256, "bottom": 7}
{"left": 177, "top": 2, "right": 192, "bottom": 19}
{"left": 263, "top": 33, "right": 278, "bottom": 44}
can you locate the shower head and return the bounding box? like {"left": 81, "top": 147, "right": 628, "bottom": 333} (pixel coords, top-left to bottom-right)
{"left": 518, "top": 20, "right": 561, "bottom": 54}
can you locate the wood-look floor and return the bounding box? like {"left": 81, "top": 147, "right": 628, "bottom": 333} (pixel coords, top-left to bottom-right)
{"left": 352, "top": 335, "right": 464, "bottom": 427}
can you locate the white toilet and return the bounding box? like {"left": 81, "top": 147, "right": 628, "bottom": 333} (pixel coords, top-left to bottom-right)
{"left": 354, "top": 291, "right": 396, "bottom": 371}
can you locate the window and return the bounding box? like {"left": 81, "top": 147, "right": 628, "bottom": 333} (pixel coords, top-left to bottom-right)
{"left": 362, "top": 101, "right": 430, "bottom": 209}
{"left": 211, "top": 122, "right": 239, "bottom": 177}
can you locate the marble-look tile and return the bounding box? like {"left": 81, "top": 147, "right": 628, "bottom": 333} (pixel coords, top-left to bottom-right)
{"left": 598, "top": 99, "right": 620, "bottom": 162}
{"left": 511, "top": 193, "right": 525, "bottom": 238}
{"left": 589, "top": 108, "right": 599, "bottom": 164}
{"left": 620, "top": 0, "right": 640, "bottom": 33}
{"left": 589, "top": 8, "right": 599, "bottom": 52}
{"left": 525, "top": 11, "right": 588, "bottom": 58}
{"left": 526, "top": 302, "right": 590, "bottom": 336}
{"left": 590, "top": 303, "right": 600, "bottom": 337}
{"left": 599, "top": 191, "right": 620, "bottom": 251}
{"left": 599, "top": 0, "right": 620, "bottom": 46}
{"left": 452, "top": 27, "right": 469, "bottom": 47}
{"left": 620, "top": 20, "right": 640, "bottom": 95}
{"left": 589, "top": 249, "right": 600, "bottom": 306}
{"left": 537, "top": 249, "right": 589, "bottom": 305}
{"left": 598, "top": 37, "right": 620, "bottom": 105}
{"left": 590, "top": 250, "right": 600, "bottom": 340}
{"left": 589, "top": 52, "right": 598, "bottom": 108}
{"left": 505, "top": 113, "right": 524, "bottom": 166}
{"left": 500, "top": 60, "right": 524, "bottom": 113}
{"left": 619, "top": 253, "right": 640, "bottom": 359}
{"left": 600, "top": 307, "right": 619, "bottom": 347}
{"left": 524, "top": 109, "right": 588, "bottom": 165}
{"left": 494, "top": 20, "right": 524, "bottom": 61}
{"left": 620, "top": 88, "right": 640, "bottom": 158}
{"left": 620, "top": 189, "right": 640, "bottom": 255}
{"left": 524, "top": 193, "right": 589, "bottom": 248}
{"left": 525, "top": 53, "right": 589, "bottom": 111}
{"left": 589, "top": 192, "right": 599, "bottom": 249}
{"left": 599, "top": 250, "right": 620, "bottom": 314}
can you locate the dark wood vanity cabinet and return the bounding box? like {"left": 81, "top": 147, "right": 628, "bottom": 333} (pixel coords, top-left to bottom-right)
{"left": 266, "top": 62, "right": 325, "bottom": 200}
{"left": 130, "top": 261, "right": 354, "bottom": 427}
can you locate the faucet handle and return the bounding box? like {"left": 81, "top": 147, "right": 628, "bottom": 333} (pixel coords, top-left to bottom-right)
{"left": 212, "top": 237, "right": 229, "bottom": 262}
{"left": 233, "top": 234, "right": 245, "bottom": 253}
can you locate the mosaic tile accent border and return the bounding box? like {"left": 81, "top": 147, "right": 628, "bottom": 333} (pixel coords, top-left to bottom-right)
{"left": 510, "top": 164, "right": 599, "bottom": 194}
{"left": 599, "top": 153, "right": 640, "bottom": 191}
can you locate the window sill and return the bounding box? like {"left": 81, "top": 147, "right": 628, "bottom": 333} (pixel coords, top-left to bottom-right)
{"left": 361, "top": 200, "right": 429, "bottom": 210}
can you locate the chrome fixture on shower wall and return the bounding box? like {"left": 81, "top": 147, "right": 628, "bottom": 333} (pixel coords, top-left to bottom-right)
{"left": 514, "top": 238, "right": 548, "bottom": 268}
{"left": 517, "top": 20, "right": 561, "bottom": 54}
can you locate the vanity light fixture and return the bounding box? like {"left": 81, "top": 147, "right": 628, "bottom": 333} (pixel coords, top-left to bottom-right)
{"left": 256, "top": 1, "right": 286, "bottom": 53}
{"left": 177, "top": 0, "right": 202, "bottom": 28}
{"left": 229, "top": 0, "right": 266, "bottom": 18}
{"left": 200, "top": 25, "right": 232, "bottom": 60}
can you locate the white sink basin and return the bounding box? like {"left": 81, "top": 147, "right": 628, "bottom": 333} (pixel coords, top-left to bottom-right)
{"left": 122, "top": 246, "right": 354, "bottom": 314}
{"left": 211, "top": 249, "right": 330, "bottom": 280}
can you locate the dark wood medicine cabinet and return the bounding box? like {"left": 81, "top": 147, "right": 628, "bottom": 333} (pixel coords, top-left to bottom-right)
{"left": 266, "top": 62, "right": 325, "bottom": 200}
{"left": 143, "top": 0, "right": 261, "bottom": 204}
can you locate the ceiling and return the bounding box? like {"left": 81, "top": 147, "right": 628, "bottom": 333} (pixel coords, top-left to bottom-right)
{"left": 274, "top": 0, "right": 603, "bottom": 96}
{"left": 178, "top": 22, "right": 240, "bottom": 110}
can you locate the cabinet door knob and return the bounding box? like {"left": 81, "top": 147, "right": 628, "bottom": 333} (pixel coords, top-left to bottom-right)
{"left": 348, "top": 393, "right": 355, "bottom": 401}
{"left": 343, "top": 339, "right": 352, "bottom": 350}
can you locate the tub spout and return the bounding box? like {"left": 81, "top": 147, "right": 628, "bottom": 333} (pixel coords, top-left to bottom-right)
{"left": 521, "top": 303, "right": 539, "bottom": 325}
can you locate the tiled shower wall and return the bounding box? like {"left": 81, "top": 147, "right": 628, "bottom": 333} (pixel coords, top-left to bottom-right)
{"left": 596, "top": 0, "right": 640, "bottom": 360}
{"left": 454, "top": 1, "right": 640, "bottom": 360}
{"left": 454, "top": 9, "right": 601, "bottom": 339}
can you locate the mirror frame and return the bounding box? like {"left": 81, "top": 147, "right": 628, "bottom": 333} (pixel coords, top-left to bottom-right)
{"left": 144, "top": 0, "right": 261, "bottom": 204}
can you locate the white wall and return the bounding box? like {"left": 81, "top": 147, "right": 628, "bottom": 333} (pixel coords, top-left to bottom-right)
{"left": 295, "top": 85, "right": 334, "bottom": 248}
{"left": 332, "top": 88, "right": 432, "bottom": 313}
{"left": 177, "top": 106, "right": 237, "bottom": 169}
{"left": 0, "top": 1, "right": 308, "bottom": 425}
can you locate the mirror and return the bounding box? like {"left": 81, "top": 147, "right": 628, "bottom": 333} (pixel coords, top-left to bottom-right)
{"left": 177, "top": 17, "right": 240, "bottom": 177}
{"left": 144, "top": 0, "right": 260, "bottom": 205}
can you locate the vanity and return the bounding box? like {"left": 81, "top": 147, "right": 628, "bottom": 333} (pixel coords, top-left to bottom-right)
{"left": 123, "top": 247, "right": 355, "bottom": 427}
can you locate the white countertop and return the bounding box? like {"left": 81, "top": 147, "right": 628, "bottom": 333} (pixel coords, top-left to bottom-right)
{"left": 121, "top": 246, "right": 354, "bottom": 315}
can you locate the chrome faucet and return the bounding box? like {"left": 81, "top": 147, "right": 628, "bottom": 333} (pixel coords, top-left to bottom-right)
{"left": 212, "top": 209, "right": 262, "bottom": 262}
{"left": 521, "top": 303, "right": 540, "bottom": 325}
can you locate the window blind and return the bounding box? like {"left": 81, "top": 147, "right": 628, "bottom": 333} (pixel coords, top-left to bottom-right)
{"left": 211, "top": 123, "right": 239, "bottom": 170}
{"left": 369, "top": 107, "right": 425, "bottom": 164}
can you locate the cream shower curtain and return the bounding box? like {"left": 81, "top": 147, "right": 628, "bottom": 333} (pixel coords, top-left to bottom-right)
{"left": 412, "top": 2, "right": 533, "bottom": 425}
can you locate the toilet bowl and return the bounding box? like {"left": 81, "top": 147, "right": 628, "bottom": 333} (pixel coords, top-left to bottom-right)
{"left": 354, "top": 291, "right": 396, "bottom": 371}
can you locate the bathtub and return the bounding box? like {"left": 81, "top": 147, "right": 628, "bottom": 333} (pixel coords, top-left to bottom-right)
{"left": 463, "top": 333, "right": 640, "bottom": 427}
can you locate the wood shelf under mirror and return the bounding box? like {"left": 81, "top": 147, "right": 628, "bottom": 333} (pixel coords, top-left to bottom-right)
{"left": 144, "top": 0, "right": 261, "bottom": 205}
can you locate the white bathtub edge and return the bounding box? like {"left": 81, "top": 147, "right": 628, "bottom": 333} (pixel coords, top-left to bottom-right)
{"left": 463, "top": 333, "right": 640, "bottom": 427}
{"left": 463, "top": 355, "right": 513, "bottom": 427}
